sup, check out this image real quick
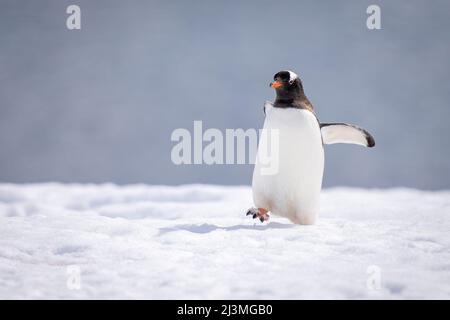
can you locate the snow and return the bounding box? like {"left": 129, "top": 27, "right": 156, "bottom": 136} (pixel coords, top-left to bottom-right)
{"left": 0, "top": 183, "right": 449, "bottom": 299}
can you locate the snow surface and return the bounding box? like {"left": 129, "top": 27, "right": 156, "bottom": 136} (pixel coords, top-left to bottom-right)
{"left": 0, "top": 183, "right": 449, "bottom": 299}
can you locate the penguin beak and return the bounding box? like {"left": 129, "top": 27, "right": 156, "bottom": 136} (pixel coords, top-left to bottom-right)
{"left": 270, "top": 81, "right": 282, "bottom": 89}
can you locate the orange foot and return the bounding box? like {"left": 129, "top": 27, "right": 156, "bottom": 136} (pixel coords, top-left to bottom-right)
{"left": 246, "top": 207, "right": 270, "bottom": 223}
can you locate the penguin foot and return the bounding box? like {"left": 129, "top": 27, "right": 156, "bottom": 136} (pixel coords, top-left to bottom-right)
{"left": 246, "top": 207, "right": 270, "bottom": 223}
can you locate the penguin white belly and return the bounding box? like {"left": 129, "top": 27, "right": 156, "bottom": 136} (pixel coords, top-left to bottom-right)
{"left": 252, "top": 104, "right": 324, "bottom": 225}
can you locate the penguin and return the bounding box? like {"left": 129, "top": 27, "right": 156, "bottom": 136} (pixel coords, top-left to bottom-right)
{"left": 247, "top": 70, "right": 375, "bottom": 225}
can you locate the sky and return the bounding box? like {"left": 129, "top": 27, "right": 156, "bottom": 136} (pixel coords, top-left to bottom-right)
{"left": 1, "top": 0, "right": 449, "bottom": 189}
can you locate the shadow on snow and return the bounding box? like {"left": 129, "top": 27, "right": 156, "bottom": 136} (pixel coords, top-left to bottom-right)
{"left": 158, "top": 221, "right": 295, "bottom": 235}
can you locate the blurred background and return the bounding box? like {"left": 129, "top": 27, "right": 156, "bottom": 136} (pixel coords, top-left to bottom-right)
{"left": 1, "top": 0, "right": 449, "bottom": 189}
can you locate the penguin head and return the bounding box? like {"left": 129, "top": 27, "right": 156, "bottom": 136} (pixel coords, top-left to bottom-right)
{"left": 270, "top": 70, "right": 304, "bottom": 99}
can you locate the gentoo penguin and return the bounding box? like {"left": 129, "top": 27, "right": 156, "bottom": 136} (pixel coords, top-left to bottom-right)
{"left": 247, "top": 70, "right": 375, "bottom": 225}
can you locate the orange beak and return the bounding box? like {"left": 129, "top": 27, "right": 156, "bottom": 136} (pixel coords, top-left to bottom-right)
{"left": 270, "top": 81, "right": 282, "bottom": 89}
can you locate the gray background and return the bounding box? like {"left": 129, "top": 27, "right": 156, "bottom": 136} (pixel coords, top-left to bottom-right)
{"left": 1, "top": 0, "right": 449, "bottom": 189}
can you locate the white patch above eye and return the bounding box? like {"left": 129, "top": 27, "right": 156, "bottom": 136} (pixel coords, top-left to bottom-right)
{"left": 286, "top": 70, "right": 298, "bottom": 84}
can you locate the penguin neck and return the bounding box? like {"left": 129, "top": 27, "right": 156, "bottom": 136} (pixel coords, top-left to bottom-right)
{"left": 274, "top": 90, "right": 311, "bottom": 110}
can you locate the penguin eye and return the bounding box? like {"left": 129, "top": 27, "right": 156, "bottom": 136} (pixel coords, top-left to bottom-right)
{"left": 273, "top": 71, "right": 293, "bottom": 84}
{"left": 278, "top": 72, "right": 290, "bottom": 81}
{"left": 273, "top": 72, "right": 286, "bottom": 81}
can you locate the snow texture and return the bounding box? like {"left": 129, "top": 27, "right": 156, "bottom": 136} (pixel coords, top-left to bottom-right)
{"left": 0, "top": 183, "right": 449, "bottom": 299}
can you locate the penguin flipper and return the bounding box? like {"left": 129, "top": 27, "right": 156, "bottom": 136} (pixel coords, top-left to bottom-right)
{"left": 263, "top": 101, "right": 273, "bottom": 116}
{"left": 320, "top": 123, "right": 375, "bottom": 147}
